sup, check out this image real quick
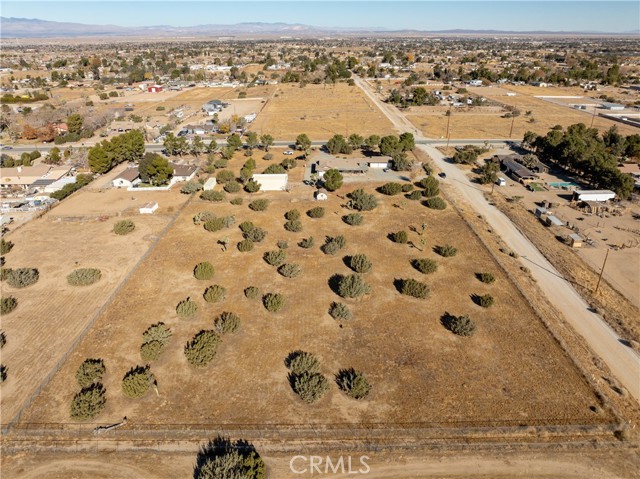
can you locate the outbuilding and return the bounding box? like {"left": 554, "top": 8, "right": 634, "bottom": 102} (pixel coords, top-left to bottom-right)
{"left": 367, "top": 157, "right": 392, "bottom": 169}
{"left": 139, "top": 202, "right": 158, "bottom": 214}
{"left": 568, "top": 234, "right": 583, "bottom": 248}
{"left": 314, "top": 188, "right": 328, "bottom": 201}
{"left": 600, "top": 102, "right": 625, "bottom": 111}
{"left": 203, "top": 178, "right": 217, "bottom": 191}
{"left": 148, "top": 85, "right": 163, "bottom": 93}
{"left": 545, "top": 215, "right": 564, "bottom": 227}
{"left": 572, "top": 190, "right": 616, "bottom": 202}
{"left": 251, "top": 173, "right": 288, "bottom": 191}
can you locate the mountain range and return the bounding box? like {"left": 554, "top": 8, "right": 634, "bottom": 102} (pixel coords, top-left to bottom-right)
{"left": 1, "top": 17, "right": 637, "bottom": 38}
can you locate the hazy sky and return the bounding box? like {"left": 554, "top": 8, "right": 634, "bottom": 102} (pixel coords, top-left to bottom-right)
{"left": 3, "top": 1, "right": 639, "bottom": 32}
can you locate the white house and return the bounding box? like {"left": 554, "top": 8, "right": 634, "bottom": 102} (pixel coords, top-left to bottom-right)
{"left": 251, "top": 173, "right": 288, "bottom": 191}
{"left": 203, "top": 177, "right": 217, "bottom": 191}
{"left": 468, "top": 80, "right": 483, "bottom": 87}
{"left": 314, "top": 188, "right": 328, "bottom": 201}
{"left": 169, "top": 163, "right": 198, "bottom": 183}
{"left": 139, "top": 202, "right": 158, "bottom": 214}
{"left": 572, "top": 190, "right": 616, "bottom": 202}
{"left": 112, "top": 167, "right": 140, "bottom": 188}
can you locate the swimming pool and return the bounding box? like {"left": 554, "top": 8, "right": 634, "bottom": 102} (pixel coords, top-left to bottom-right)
{"left": 548, "top": 181, "right": 580, "bottom": 189}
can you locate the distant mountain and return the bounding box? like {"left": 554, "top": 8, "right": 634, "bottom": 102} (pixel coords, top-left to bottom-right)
{"left": 0, "top": 17, "right": 633, "bottom": 39}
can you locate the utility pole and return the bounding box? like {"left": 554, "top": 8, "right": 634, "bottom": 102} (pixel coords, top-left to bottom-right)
{"left": 594, "top": 248, "right": 610, "bottom": 294}
{"left": 445, "top": 109, "right": 452, "bottom": 148}
{"left": 590, "top": 106, "right": 597, "bottom": 128}
{"left": 509, "top": 114, "right": 516, "bottom": 138}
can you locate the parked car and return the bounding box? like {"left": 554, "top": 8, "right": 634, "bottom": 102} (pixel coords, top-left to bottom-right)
{"left": 1, "top": 145, "right": 13, "bottom": 150}
{"left": 438, "top": 172, "right": 447, "bottom": 178}
{"left": 283, "top": 150, "right": 294, "bottom": 155}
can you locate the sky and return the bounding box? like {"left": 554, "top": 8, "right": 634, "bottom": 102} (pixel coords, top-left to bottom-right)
{"left": 2, "top": 1, "right": 639, "bottom": 33}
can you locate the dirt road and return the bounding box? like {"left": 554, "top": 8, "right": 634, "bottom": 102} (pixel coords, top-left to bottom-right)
{"left": 354, "top": 75, "right": 640, "bottom": 403}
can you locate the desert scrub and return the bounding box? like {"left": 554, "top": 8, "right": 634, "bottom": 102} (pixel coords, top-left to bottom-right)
{"left": 378, "top": 182, "right": 403, "bottom": 195}
{"left": 342, "top": 213, "right": 363, "bottom": 226}
{"left": 122, "top": 365, "right": 154, "bottom": 398}
{"left": 140, "top": 322, "right": 172, "bottom": 361}
{"left": 286, "top": 350, "right": 320, "bottom": 375}
{"left": 76, "top": 358, "right": 106, "bottom": 388}
{"left": 204, "top": 284, "right": 227, "bottom": 303}
{"left": 67, "top": 268, "right": 101, "bottom": 286}
{"left": 248, "top": 199, "right": 269, "bottom": 211}
{"left": 176, "top": 297, "right": 198, "bottom": 318}
{"left": 230, "top": 197, "right": 243, "bottom": 205}
{"left": 307, "top": 207, "right": 325, "bottom": 218}
{"left": 0, "top": 238, "right": 14, "bottom": 255}
{"left": 6, "top": 268, "right": 39, "bottom": 288}
{"left": 337, "top": 274, "right": 371, "bottom": 298}
{"left": 476, "top": 272, "right": 496, "bottom": 284}
{"left": 70, "top": 383, "right": 106, "bottom": 420}
{"left": 291, "top": 372, "right": 329, "bottom": 404}
{"left": 1, "top": 296, "right": 17, "bottom": 315}
{"left": 263, "top": 249, "right": 286, "bottom": 266}
{"left": 329, "top": 302, "right": 352, "bottom": 321}
{"left": 398, "top": 278, "right": 429, "bottom": 299}
{"left": 278, "top": 263, "right": 302, "bottom": 278}
{"left": 424, "top": 197, "right": 447, "bottom": 210}
{"left": 263, "top": 292, "right": 285, "bottom": 312}
{"left": 244, "top": 286, "right": 260, "bottom": 299}
{"left": 335, "top": 368, "right": 372, "bottom": 399}
{"left": 285, "top": 209, "right": 301, "bottom": 221}
{"left": 237, "top": 239, "right": 254, "bottom": 252}
{"left": 214, "top": 312, "right": 240, "bottom": 334}
{"left": 113, "top": 220, "right": 135, "bottom": 235}
{"left": 390, "top": 230, "right": 408, "bottom": 244}
{"left": 298, "top": 236, "right": 315, "bottom": 249}
{"left": 412, "top": 258, "right": 437, "bottom": 274}
{"left": 284, "top": 219, "right": 303, "bottom": 232}
{"left": 473, "top": 293, "right": 495, "bottom": 308}
{"left": 200, "top": 190, "right": 226, "bottom": 202}
{"left": 435, "top": 244, "right": 457, "bottom": 257}
{"left": 223, "top": 181, "right": 241, "bottom": 193}
{"left": 321, "top": 235, "right": 346, "bottom": 255}
{"left": 347, "top": 254, "right": 372, "bottom": 273}
{"left": 442, "top": 314, "right": 477, "bottom": 337}
{"left": 194, "top": 261, "right": 215, "bottom": 280}
{"left": 184, "top": 330, "right": 221, "bottom": 367}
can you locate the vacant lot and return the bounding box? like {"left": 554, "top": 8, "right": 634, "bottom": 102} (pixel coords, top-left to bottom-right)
{"left": 0, "top": 182, "right": 189, "bottom": 427}
{"left": 250, "top": 83, "right": 396, "bottom": 140}
{"left": 19, "top": 173, "right": 607, "bottom": 428}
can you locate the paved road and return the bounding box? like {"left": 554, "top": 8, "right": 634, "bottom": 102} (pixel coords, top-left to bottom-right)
{"left": 353, "top": 74, "right": 640, "bottom": 402}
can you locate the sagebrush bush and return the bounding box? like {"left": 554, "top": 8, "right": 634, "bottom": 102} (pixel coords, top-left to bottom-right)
{"left": 477, "top": 272, "right": 496, "bottom": 284}
{"left": 70, "top": 383, "right": 106, "bottom": 420}
{"left": 347, "top": 189, "right": 377, "bottom": 211}
{"left": 335, "top": 368, "right": 372, "bottom": 400}
{"left": 244, "top": 179, "right": 261, "bottom": 193}
{"left": 321, "top": 235, "right": 346, "bottom": 255}
{"left": 76, "top": 358, "right": 106, "bottom": 388}
{"left": 0, "top": 267, "right": 10, "bottom": 282}
{"left": 390, "top": 231, "right": 408, "bottom": 244}
{"left": 193, "top": 211, "right": 216, "bottom": 225}
{"left": 337, "top": 274, "right": 371, "bottom": 298}
{"left": 307, "top": 207, "right": 325, "bottom": 218}
{"left": 237, "top": 239, "right": 254, "bottom": 252}
{"left": 180, "top": 181, "right": 203, "bottom": 194}
{"left": 184, "top": 330, "right": 221, "bottom": 367}
{"left": 473, "top": 293, "right": 495, "bottom": 308}
{"left": 248, "top": 199, "right": 269, "bottom": 211}
{"left": 244, "top": 286, "right": 260, "bottom": 299}
{"left": 291, "top": 371, "right": 329, "bottom": 404}
{"left": 407, "top": 190, "right": 423, "bottom": 200}
{"left": 113, "top": 220, "right": 135, "bottom": 235}
{"left": 263, "top": 292, "right": 285, "bottom": 312}
{"left": 243, "top": 227, "right": 267, "bottom": 243}
{"left": 378, "top": 182, "right": 403, "bottom": 195}
{"left": 285, "top": 209, "right": 301, "bottom": 221}
{"left": 263, "top": 249, "right": 286, "bottom": 266}
{"left": 204, "top": 284, "right": 227, "bottom": 303}
{"left": 223, "top": 181, "right": 241, "bottom": 193}
{"left": 215, "top": 311, "right": 240, "bottom": 334}
{"left": 67, "top": 268, "right": 101, "bottom": 286}
{"left": 122, "top": 365, "right": 154, "bottom": 398}
{"left": 239, "top": 221, "right": 255, "bottom": 233}
{"left": 412, "top": 258, "right": 437, "bottom": 274}
{"left": 1, "top": 296, "right": 17, "bottom": 315}
{"left": 284, "top": 219, "right": 303, "bottom": 232}
{"left": 342, "top": 213, "right": 363, "bottom": 226}
{"left": 286, "top": 350, "right": 320, "bottom": 375}
{"left": 176, "top": 297, "right": 198, "bottom": 318}
{"left": 140, "top": 341, "right": 164, "bottom": 362}
{"left": 424, "top": 196, "right": 447, "bottom": 210}
{"left": 329, "top": 302, "right": 352, "bottom": 321}
{"left": 435, "top": 245, "right": 457, "bottom": 257}
{"left": 216, "top": 170, "right": 235, "bottom": 184}
{"left": 399, "top": 278, "right": 429, "bottom": 299}
{"left": 6, "top": 268, "right": 39, "bottom": 288}
{"left": 278, "top": 263, "right": 301, "bottom": 278}
{"left": 201, "top": 190, "right": 226, "bottom": 202}
{"left": 0, "top": 239, "right": 14, "bottom": 255}
{"left": 419, "top": 176, "right": 440, "bottom": 197}
{"left": 442, "top": 314, "right": 477, "bottom": 337}
{"left": 194, "top": 261, "right": 215, "bottom": 280}
{"left": 348, "top": 254, "right": 372, "bottom": 273}
{"left": 298, "top": 236, "right": 315, "bottom": 249}
{"left": 230, "top": 197, "right": 243, "bottom": 205}
{"left": 204, "top": 217, "right": 228, "bottom": 232}
{"left": 142, "top": 322, "right": 172, "bottom": 346}
{"left": 277, "top": 240, "right": 289, "bottom": 250}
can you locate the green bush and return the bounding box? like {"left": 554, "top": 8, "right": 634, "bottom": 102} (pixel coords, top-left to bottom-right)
{"left": 263, "top": 163, "right": 286, "bottom": 174}
{"left": 348, "top": 254, "right": 372, "bottom": 273}
{"left": 6, "top": 268, "right": 39, "bottom": 288}
{"left": 184, "top": 330, "right": 221, "bottom": 367}
{"left": 140, "top": 323, "right": 172, "bottom": 361}
{"left": 412, "top": 258, "right": 437, "bottom": 274}
{"left": 0, "top": 268, "right": 11, "bottom": 282}
{"left": 194, "top": 437, "right": 266, "bottom": 479}
{"left": 321, "top": 235, "right": 346, "bottom": 255}
{"left": 239, "top": 221, "right": 255, "bottom": 233}
{"left": 223, "top": 181, "right": 241, "bottom": 193}
{"left": 284, "top": 219, "right": 303, "bottom": 232}
{"left": 263, "top": 292, "right": 285, "bottom": 312}
{"left": 181, "top": 181, "right": 203, "bottom": 194}
{"left": 76, "top": 358, "right": 106, "bottom": 388}
{"left": 122, "top": 365, "right": 154, "bottom": 398}
{"left": 214, "top": 158, "right": 228, "bottom": 169}
{"left": 194, "top": 262, "right": 215, "bottom": 280}
{"left": 204, "top": 218, "right": 226, "bottom": 232}
{"left": 407, "top": 190, "right": 423, "bottom": 200}
{"left": 329, "top": 302, "right": 352, "bottom": 321}
{"left": 176, "top": 297, "right": 198, "bottom": 318}
{"left": 0, "top": 239, "right": 13, "bottom": 255}
{"left": 230, "top": 197, "right": 243, "bottom": 205}
{"left": 442, "top": 314, "right": 477, "bottom": 337}
{"left": 285, "top": 209, "right": 301, "bottom": 221}
{"left": 244, "top": 179, "right": 261, "bottom": 193}
{"left": 244, "top": 286, "right": 260, "bottom": 299}
{"left": 473, "top": 293, "right": 495, "bottom": 308}
{"left": 418, "top": 176, "right": 439, "bottom": 197}
{"left": 248, "top": 199, "right": 269, "bottom": 211}
{"left": 390, "top": 231, "right": 408, "bottom": 244}
{"left": 286, "top": 350, "right": 320, "bottom": 375}
{"left": 298, "top": 236, "right": 315, "bottom": 249}
{"left": 237, "top": 239, "right": 254, "bottom": 252}
{"left": 342, "top": 213, "right": 363, "bottom": 225}
{"left": 215, "top": 311, "right": 240, "bottom": 334}
{"left": 347, "top": 189, "right": 377, "bottom": 211}
{"left": 1, "top": 296, "right": 17, "bottom": 315}
{"left": 113, "top": 220, "right": 135, "bottom": 235}
{"left": 216, "top": 170, "right": 235, "bottom": 184}
{"left": 399, "top": 278, "right": 429, "bottom": 299}
{"left": 335, "top": 368, "right": 372, "bottom": 400}
{"left": 193, "top": 211, "right": 216, "bottom": 225}
{"left": 378, "top": 182, "right": 403, "bottom": 195}
{"left": 278, "top": 263, "right": 301, "bottom": 278}
{"left": 291, "top": 371, "right": 329, "bottom": 404}
{"left": 243, "top": 227, "right": 267, "bottom": 243}
{"left": 204, "top": 284, "right": 227, "bottom": 303}
{"left": 337, "top": 274, "right": 371, "bottom": 298}
{"left": 67, "top": 268, "right": 101, "bottom": 286}
{"left": 70, "top": 383, "right": 106, "bottom": 420}
{"left": 201, "top": 190, "right": 226, "bottom": 202}
{"left": 277, "top": 240, "right": 289, "bottom": 249}
{"left": 307, "top": 207, "right": 325, "bottom": 218}
{"left": 435, "top": 245, "right": 457, "bottom": 257}
{"left": 477, "top": 272, "right": 496, "bottom": 284}
{"left": 263, "top": 249, "right": 286, "bottom": 266}
{"left": 140, "top": 341, "right": 164, "bottom": 362}
{"left": 424, "top": 196, "right": 447, "bottom": 210}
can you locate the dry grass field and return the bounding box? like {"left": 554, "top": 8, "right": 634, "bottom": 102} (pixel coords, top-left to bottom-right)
{"left": 0, "top": 182, "right": 190, "bottom": 427}
{"left": 249, "top": 83, "right": 396, "bottom": 140}
{"left": 18, "top": 174, "right": 607, "bottom": 428}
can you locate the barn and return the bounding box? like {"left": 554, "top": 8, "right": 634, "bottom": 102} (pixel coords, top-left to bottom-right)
{"left": 251, "top": 173, "right": 288, "bottom": 191}
{"left": 148, "top": 85, "right": 163, "bottom": 93}
{"left": 572, "top": 190, "right": 616, "bottom": 202}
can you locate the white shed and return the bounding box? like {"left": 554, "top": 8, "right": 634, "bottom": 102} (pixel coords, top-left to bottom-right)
{"left": 251, "top": 173, "right": 288, "bottom": 191}
{"left": 315, "top": 189, "right": 328, "bottom": 201}
{"left": 573, "top": 190, "right": 616, "bottom": 202}
{"left": 139, "top": 202, "right": 158, "bottom": 214}
{"left": 368, "top": 157, "right": 391, "bottom": 169}
{"left": 203, "top": 177, "right": 217, "bottom": 191}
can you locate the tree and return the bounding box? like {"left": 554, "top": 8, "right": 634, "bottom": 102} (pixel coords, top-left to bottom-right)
{"left": 348, "top": 133, "right": 364, "bottom": 150}
{"left": 227, "top": 133, "right": 243, "bottom": 151}
{"left": 291, "top": 371, "right": 329, "bottom": 404}
{"left": 66, "top": 113, "right": 84, "bottom": 135}
{"left": 337, "top": 273, "right": 371, "bottom": 298}
{"left": 184, "top": 330, "right": 221, "bottom": 367}
{"left": 47, "top": 147, "right": 62, "bottom": 165}
{"left": 441, "top": 313, "right": 476, "bottom": 337}
{"left": 348, "top": 254, "right": 372, "bottom": 273}
{"left": 246, "top": 131, "right": 258, "bottom": 151}
{"left": 364, "top": 135, "right": 381, "bottom": 152}
{"left": 138, "top": 153, "right": 173, "bottom": 186}
{"left": 194, "top": 438, "right": 266, "bottom": 479}
{"left": 399, "top": 132, "right": 415, "bottom": 151}
{"left": 329, "top": 302, "right": 352, "bottom": 320}
{"left": 191, "top": 136, "right": 205, "bottom": 157}
{"left": 347, "top": 189, "right": 377, "bottom": 211}
{"left": 295, "top": 133, "right": 311, "bottom": 151}
{"left": 335, "top": 368, "right": 371, "bottom": 399}
{"left": 379, "top": 135, "right": 402, "bottom": 156}
{"left": 260, "top": 134, "right": 274, "bottom": 151}
{"left": 453, "top": 148, "right": 478, "bottom": 165}
{"left": 206, "top": 139, "right": 218, "bottom": 154}
{"left": 76, "top": 358, "right": 105, "bottom": 388}
{"left": 122, "top": 365, "right": 154, "bottom": 398}
{"left": 322, "top": 169, "right": 343, "bottom": 191}
{"left": 70, "top": 383, "right": 106, "bottom": 420}
{"left": 88, "top": 145, "right": 111, "bottom": 173}
{"left": 478, "top": 161, "right": 500, "bottom": 185}
{"left": 194, "top": 262, "right": 215, "bottom": 280}
{"left": 326, "top": 134, "right": 350, "bottom": 154}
